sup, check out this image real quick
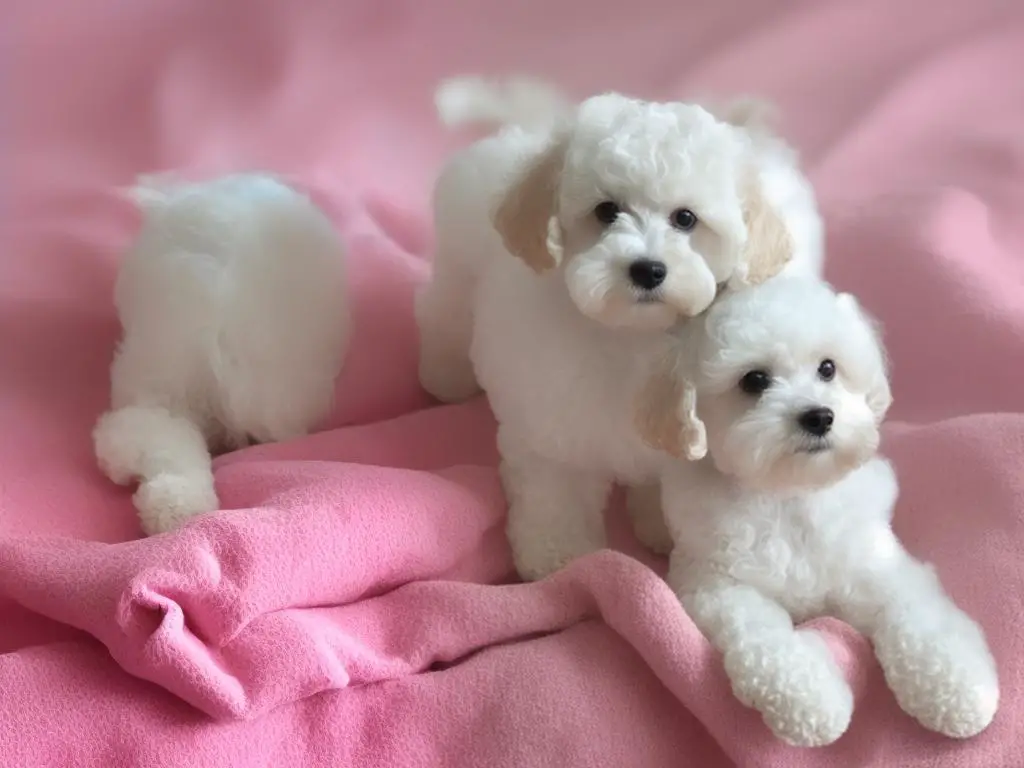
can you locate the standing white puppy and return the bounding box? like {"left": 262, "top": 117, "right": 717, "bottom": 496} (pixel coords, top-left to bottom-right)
{"left": 94, "top": 173, "right": 350, "bottom": 535}
{"left": 634, "top": 277, "right": 999, "bottom": 747}
{"left": 419, "top": 77, "right": 824, "bottom": 403}
{"left": 417, "top": 77, "right": 820, "bottom": 580}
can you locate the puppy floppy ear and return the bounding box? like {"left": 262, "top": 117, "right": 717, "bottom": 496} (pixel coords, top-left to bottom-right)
{"left": 633, "top": 353, "right": 707, "bottom": 461}
{"left": 492, "top": 134, "right": 568, "bottom": 273}
{"left": 730, "top": 172, "right": 794, "bottom": 288}
{"left": 837, "top": 292, "right": 893, "bottom": 420}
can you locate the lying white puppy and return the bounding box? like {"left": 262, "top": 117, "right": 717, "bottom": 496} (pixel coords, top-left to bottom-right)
{"left": 633, "top": 276, "right": 999, "bottom": 747}
{"left": 94, "top": 172, "right": 350, "bottom": 535}
{"left": 417, "top": 78, "right": 822, "bottom": 580}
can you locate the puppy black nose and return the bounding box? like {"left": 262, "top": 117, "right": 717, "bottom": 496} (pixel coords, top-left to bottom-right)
{"left": 628, "top": 258, "right": 667, "bottom": 290}
{"left": 798, "top": 407, "right": 834, "bottom": 437}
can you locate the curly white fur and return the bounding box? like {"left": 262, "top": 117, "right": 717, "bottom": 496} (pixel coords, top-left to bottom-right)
{"left": 632, "top": 277, "right": 999, "bottom": 746}
{"left": 94, "top": 172, "right": 350, "bottom": 535}
{"left": 417, "top": 77, "right": 825, "bottom": 580}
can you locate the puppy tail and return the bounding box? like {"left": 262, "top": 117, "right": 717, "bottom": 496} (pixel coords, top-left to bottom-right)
{"left": 711, "top": 96, "right": 779, "bottom": 132}
{"left": 119, "top": 172, "right": 183, "bottom": 212}
{"left": 434, "top": 75, "right": 570, "bottom": 131}
{"left": 705, "top": 95, "right": 803, "bottom": 172}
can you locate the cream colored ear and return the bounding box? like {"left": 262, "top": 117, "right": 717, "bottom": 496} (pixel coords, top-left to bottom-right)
{"left": 868, "top": 373, "right": 893, "bottom": 421}
{"left": 732, "top": 173, "right": 794, "bottom": 287}
{"left": 677, "top": 382, "right": 707, "bottom": 461}
{"left": 492, "top": 136, "right": 567, "bottom": 273}
{"left": 837, "top": 292, "right": 893, "bottom": 420}
{"left": 633, "top": 357, "right": 707, "bottom": 461}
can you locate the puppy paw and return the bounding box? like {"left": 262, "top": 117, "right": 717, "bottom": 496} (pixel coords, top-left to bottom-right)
{"left": 512, "top": 546, "right": 579, "bottom": 582}
{"left": 134, "top": 472, "right": 219, "bottom": 536}
{"left": 875, "top": 614, "right": 999, "bottom": 738}
{"left": 725, "top": 630, "right": 853, "bottom": 747}
{"left": 510, "top": 534, "right": 604, "bottom": 582}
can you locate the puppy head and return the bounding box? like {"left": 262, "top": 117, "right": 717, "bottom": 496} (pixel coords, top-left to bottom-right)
{"left": 696, "top": 277, "right": 891, "bottom": 491}
{"left": 493, "top": 94, "right": 792, "bottom": 331}
{"left": 635, "top": 277, "right": 891, "bottom": 490}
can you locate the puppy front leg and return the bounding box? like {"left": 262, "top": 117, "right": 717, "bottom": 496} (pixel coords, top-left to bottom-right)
{"left": 626, "top": 483, "right": 673, "bottom": 554}
{"left": 670, "top": 558, "right": 853, "bottom": 747}
{"left": 835, "top": 555, "right": 999, "bottom": 739}
{"left": 501, "top": 452, "right": 611, "bottom": 582}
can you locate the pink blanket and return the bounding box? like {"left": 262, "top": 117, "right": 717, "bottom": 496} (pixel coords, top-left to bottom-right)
{"left": 2, "top": 0, "right": 1023, "bottom": 765}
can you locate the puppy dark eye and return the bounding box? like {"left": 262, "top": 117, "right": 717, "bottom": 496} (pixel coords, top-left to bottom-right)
{"left": 739, "top": 370, "right": 772, "bottom": 396}
{"left": 818, "top": 359, "right": 837, "bottom": 382}
{"left": 670, "top": 208, "right": 698, "bottom": 232}
{"left": 594, "top": 201, "right": 621, "bottom": 225}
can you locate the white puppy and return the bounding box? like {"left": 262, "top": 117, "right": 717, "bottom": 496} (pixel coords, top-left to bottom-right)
{"left": 417, "top": 78, "right": 821, "bottom": 580}
{"left": 419, "top": 77, "right": 824, "bottom": 403}
{"left": 633, "top": 276, "right": 999, "bottom": 747}
{"left": 94, "top": 173, "right": 350, "bottom": 536}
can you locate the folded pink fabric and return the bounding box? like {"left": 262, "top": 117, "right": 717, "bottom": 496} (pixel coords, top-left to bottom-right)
{"left": 2, "top": 412, "right": 1020, "bottom": 767}
{"left": 2, "top": 0, "right": 1023, "bottom": 766}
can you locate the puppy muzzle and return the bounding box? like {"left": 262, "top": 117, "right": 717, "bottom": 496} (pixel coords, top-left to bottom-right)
{"left": 658, "top": 261, "right": 718, "bottom": 317}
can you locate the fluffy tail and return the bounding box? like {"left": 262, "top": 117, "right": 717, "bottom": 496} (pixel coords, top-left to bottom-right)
{"left": 710, "top": 96, "right": 779, "bottom": 132}
{"left": 434, "top": 75, "right": 570, "bottom": 131}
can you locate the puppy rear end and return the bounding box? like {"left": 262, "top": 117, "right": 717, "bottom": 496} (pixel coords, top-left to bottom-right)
{"left": 212, "top": 175, "right": 350, "bottom": 443}
{"left": 98, "top": 173, "right": 349, "bottom": 535}
{"left": 417, "top": 76, "right": 565, "bottom": 402}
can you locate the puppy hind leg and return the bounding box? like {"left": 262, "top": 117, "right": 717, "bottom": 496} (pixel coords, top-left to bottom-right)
{"left": 501, "top": 450, "right": 611, "bottom": 582}
{"left": 414, "top": 257, "right": 480, "bottom": 403}
{"left": 671, "top": 566, "right": 853, "bottom": 747}
{"left": 93, "top": 405, "right": 219, "bottom": 535}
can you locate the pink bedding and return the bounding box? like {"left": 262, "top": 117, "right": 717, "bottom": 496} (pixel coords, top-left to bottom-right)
{"left": 2, "top": 0, "right": 1023, "bottom": 765}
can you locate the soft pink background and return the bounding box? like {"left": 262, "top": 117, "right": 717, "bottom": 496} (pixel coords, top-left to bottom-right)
{"left": 2, "top": 0, "right": 1023, "bottom": 766}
